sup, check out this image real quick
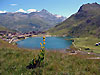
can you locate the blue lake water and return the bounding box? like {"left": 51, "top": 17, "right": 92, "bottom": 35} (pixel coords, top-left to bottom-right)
{"left": 17, "top": 37, "right": 72, "bottom": 50}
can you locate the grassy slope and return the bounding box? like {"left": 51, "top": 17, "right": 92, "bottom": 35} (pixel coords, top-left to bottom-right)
{"left": 0, "top": 39, "right": 100, "bottom": 75}
{"left": 47, "top": 3, "right": 100, "bottom": 37}
{"left": 0, "top": 25, "right": 9, "bottom": 31}
{"left": 73, "top": 37, "right": 100, "bottom": 53}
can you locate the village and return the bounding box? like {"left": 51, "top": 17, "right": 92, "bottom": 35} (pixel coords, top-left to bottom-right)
{"left": 0, "top": 30, "right": 46, "bottom": 43}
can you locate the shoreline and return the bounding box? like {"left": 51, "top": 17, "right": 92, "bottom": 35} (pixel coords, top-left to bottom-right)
{"left": 4, "top": 35, "right": 100, "bottom": 56}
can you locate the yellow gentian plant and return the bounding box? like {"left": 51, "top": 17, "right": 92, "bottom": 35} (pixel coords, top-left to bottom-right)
{"left": 27, "top": 36, "right": 46, "bottom": 69}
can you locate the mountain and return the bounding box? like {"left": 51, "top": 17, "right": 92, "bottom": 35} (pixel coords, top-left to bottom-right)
{"left": 0, "top": 9, "right": 66, "bottom": 32}
{"left": 48, "top": 3, "right": 100, "bottom": 37}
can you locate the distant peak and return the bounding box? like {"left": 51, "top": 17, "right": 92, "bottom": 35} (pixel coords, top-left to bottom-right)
{"left": 41, "top": 9, "right": 47, "bottom": 11}
{"left": 40, "top": 9, "right": 48, "bottom": 13}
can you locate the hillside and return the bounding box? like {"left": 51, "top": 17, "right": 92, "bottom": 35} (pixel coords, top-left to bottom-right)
{"left": 0, "top": 9, "right": 65, "bottom": 32}
{"left": 48, "top": 3, "right": 100, "bottom": 37}
{"left": 0, "top": 24, "right": 15, "bottom": 32}
{"left": 0, "top": 25, "right": 8, "bottom": 31}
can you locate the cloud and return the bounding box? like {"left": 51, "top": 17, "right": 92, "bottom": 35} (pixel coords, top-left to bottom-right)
{"left": 27, "top": 9, "right": 37, "bottom": 13}
{"left": 10, "top": 4, "right": 17, "bottom": 6}
{"left": 16, "top": 9, "right": 26, "bottom": 13}
{"left": 0, "top": 11, "right": 7, "bottom": 13}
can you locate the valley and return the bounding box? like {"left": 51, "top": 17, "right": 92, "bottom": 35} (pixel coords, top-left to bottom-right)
{"left": 0, "top": 2, "right": 100, "bottom": 75}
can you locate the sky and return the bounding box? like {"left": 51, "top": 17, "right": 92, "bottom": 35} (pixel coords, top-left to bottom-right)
{"left": 0, "top": 0, "right": 100, "bottom": 17}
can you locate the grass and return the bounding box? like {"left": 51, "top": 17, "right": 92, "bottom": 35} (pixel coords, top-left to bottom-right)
{"left": 73, "top": 36, "right": 100, "bottom": 53}
{"left": 0, "top": 39, "right": 100, "bottom": 75}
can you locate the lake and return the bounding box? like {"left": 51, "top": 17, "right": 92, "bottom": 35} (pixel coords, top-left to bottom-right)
{"left": 17, "top": 37, "right": 72, "bottom": 50}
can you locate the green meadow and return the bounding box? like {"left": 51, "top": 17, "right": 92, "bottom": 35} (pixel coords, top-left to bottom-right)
{"left": 73, "top": 37, "right": 100, "bottom": 53}
{"left": 0, "top": 39, "right": 100, "bottom": 75}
